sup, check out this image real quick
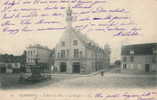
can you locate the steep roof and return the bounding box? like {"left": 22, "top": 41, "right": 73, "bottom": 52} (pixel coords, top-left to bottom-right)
{"left": 58, "top": 6, "right": 104, "bottom": 51}
{"left": 71, "top": 28, "right": 104, "bottom": 51}
{"left": 121, "top": 43, "right": 157, "bottom": 55}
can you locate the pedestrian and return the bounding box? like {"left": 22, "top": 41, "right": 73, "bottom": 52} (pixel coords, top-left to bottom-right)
{"left": 100, "top": 71, "right": 104, "bottom": 77}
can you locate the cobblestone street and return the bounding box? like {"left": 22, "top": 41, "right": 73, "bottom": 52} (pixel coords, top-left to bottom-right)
{"left": 0, "top": 71, "right": 157, "bottom": 90}
{"left": 45, "top": 73, "right": 157, "bottom": 89}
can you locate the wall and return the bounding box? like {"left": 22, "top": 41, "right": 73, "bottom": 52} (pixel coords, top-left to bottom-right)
{"left": 55, "top": 29, "right": 87, "bottom": 73}
{"left": 55, "top": 29, "right": 110, "bottom": 74}
{"left": 26, "top": 47, "right": 51, "bottom": 66}
{"left": 121, "top": 55, "right": 157, "bottom": 73}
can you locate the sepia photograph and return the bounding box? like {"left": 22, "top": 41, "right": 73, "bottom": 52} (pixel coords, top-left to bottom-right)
{"left": 0, "top": 0, "right": 157, "bottom": 100}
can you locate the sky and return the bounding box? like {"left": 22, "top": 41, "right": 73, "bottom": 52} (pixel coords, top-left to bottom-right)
{"left": 0, "top": 0, "right": 157, "bottom": 63}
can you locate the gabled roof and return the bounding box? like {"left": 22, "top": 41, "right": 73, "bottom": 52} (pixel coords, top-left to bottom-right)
{"left": 58, "top": 6, "right": 104, "bottom": 51}
{"left": 121, "top": 43, "right": 157, "bottom": 55}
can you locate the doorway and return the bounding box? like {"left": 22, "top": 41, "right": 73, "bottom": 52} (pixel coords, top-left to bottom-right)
{"left": 0, "top": 67, "right": 6, "bottom": 73}
{"left": 73, "top": 62, "right": 80, "bottom": 73}
{"left": 145, "top": 64, "right": 150, "bottom": 72}
{"left": 60, "top": 62, "right": 67, "bottom": 72}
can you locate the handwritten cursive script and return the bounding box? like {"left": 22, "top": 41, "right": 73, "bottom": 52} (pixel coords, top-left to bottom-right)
{"left": 1, "top": 0, "right": 141, "bottom": 36}
{"left": 95, "top": 92, "right": 157, "bottom": 100}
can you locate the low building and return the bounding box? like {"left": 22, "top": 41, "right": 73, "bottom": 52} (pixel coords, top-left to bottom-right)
{"left": 0, "top": 53, "right": 26, "bottom": 73}
{"left": 0, "top": 62, "right": 21, "bottom": 73}
{"left": 54, "top": 7, "right": 110, "bottom": 74}
{"left": 0, "top": 53, "right": 26, "bottom": 65}
{"left": 121, "top": 43, "right": 157, "bottom": 73}
{"left": 26, "top": 44, "right": 52, "bottom": 72}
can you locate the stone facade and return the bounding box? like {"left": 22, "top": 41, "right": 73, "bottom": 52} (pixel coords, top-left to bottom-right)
{"left": 54, "top": 7, "right": 110, "bottom": 74}
{"left": 121, "top": 43, "right": 157, "bottom": 73}
{"left": 26, "top": 44, "right": 52, "bottom": 68}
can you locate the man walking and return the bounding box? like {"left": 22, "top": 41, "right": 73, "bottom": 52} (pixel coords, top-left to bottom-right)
{"left": 100, "top": 71, "right": 104, "bottom": 77}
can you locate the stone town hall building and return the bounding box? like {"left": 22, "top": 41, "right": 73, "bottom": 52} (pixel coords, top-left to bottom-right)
{"left": 54, "top": 7, "right": 110, "bottom": 74}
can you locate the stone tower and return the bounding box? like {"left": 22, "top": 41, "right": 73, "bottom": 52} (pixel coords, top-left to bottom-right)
{"left": 66, "top": 6, "right": 73, "bottom": 29}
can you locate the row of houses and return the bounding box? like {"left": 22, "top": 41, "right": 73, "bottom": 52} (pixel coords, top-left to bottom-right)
{"left": 54, "top": 7, "right": 110, "bottom": 74}
{"left": 22, "top": 6, "right": 157, "bottom": 74}
{"left": 0, "top": 63, "right": 21, "bottom": 73}
{"left": 13, "top": 7, "right": 111, "bottom": 74}
{"left": 1, "top": 42, "right": 157, "bottom": 74}
{"left": 0, "top": 53, "right": 26, "bottom": 73}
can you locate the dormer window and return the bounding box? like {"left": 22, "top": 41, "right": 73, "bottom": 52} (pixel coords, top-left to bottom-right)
{"left": 73, "top": 40, "right": 78, "bottom": 46}
{"left": 61, "top": 41, "right": 65, "bottom": 46}
{"left": 130, "top": 50, "right": 134, "bottom": 55}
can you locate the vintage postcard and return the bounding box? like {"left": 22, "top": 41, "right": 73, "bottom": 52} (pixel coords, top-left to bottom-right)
{"left": 0, "top": 0, "right": 157, "bottom": 100}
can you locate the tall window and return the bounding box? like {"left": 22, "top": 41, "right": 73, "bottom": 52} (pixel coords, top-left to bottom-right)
{"left": 80, "top": 51, "right": 82, "bottom": 57}
{"left": 57, "top": 53, "right": 60, "bottom": 58}
{"left": 74, "top": 49, "right": 79, "bottom": 58}
{"left": 130, "top": 56, "right": 134, "bottom": 62}
{"left": 61, "top": 50, "right": 65, "bottom": 58}
{"left": 152, "top": 49, "right": 157, "bottom": 63}
{"left": 61, "top": 41, "right": 65, "bottom": 46}
{"left": 7, "top": 64, "right": 12, "bottom": 69}
{"left": 30, "top": 51, "right": 32, "bottom": 56}
{"left": 27, "top": 51, "right": 30, "bottom": 56}
{"left": 73, "top": 40, "right": 78, "bottom": 46}
{"left": 34, "top": 50, "right": 36, "bottom": 55}
{"left": 152, "top": 55, "right": 156, "bottom": 63}
{"left": 67, "top": 49, "right": 69, "bottom": 56}
{"left": 123, "top": 56, "right": 127, "bottom": 62}
{"left": 28, "top": 58, "right": 30, "bottom": 62}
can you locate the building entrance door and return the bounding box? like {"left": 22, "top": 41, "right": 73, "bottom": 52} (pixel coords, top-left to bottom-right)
{"left": 145, "top": 64, "right": 150, "bottom": 72}
{"left": 60, "top": 62, "right": 67, "bottom": 72}
{"left": 73, "top": 62, "right": 80, "bottom": 73}
{"left": 0, "top": 67, "right": 6, "bottom": 73}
